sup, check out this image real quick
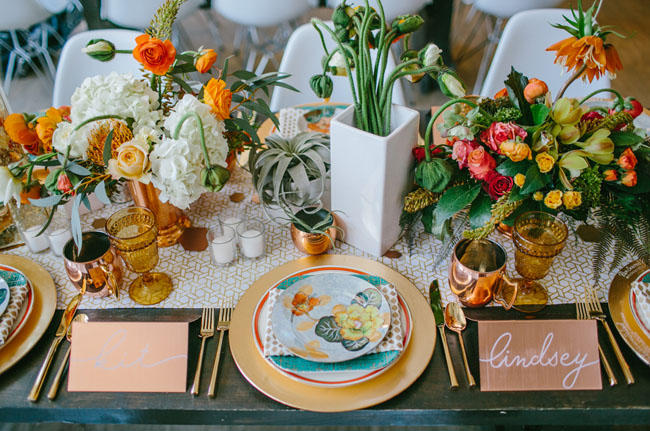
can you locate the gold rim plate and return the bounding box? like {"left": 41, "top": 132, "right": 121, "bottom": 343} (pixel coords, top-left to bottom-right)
{"left": 229, "top": 254, "right": 436, "bottom": 412}
{"left": 0, "top": 254, "right": 57, "bottom": 375}
{"left": 608, "top": 260, "right": 650, "bottom": 366}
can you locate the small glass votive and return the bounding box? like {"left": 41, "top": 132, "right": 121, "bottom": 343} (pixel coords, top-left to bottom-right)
{"left": 236, "top": 218, "right": 266, "bottom": 259}
{"left": 8, "top": 202, "right": 50, "bottom": 253}
{"left": 208, "top": 225, "right": 237, "bottom": 266}
{"left": 218, "top": 213, "right": 244, "bottom": 244}
{"left": 47, "top": 211, "right": 72, "bottom": 256}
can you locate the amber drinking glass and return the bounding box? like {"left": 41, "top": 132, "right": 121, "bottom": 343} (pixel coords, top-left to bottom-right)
{"left": 106, "top": 206, "right": 172, "bottom": 305}
{"left": 511, "top": 211, "right": 568, "bottom": 312}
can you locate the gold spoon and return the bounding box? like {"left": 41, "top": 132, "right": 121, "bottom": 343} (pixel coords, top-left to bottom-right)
{"left": 47, "top": 313, "right": 88, "bottom": 400}
{"left": 444, "top": 303, "right": 476, "bottom": 388}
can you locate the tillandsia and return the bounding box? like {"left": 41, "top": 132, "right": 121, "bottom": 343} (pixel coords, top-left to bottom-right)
{"left": 310, "top": 0, "right": 465, "bottom": 136}
{"left": 0, "top": 0, "right": 294, "bottom": 249}
{"left": 400, "top": 0, "right": 649, "bottom": 278}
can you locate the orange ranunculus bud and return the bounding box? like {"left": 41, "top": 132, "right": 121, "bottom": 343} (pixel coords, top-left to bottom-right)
{"left": 524, "top": 78, "right": 548, "bottom": 103}
{"left": 494, "top": 88, "right": 508, "bottom": 99}
{"left": 133, "top": 34, "right": 176, "bottom": 75}
{"left": 58, "top": 106, "right": 71, "bottom": 119}
{"left": 603, "top": 169, "right": 618, "bottom": 181}
{"left": 617, "top": 147, "right": 637, "bottom": 171}
{"left": 5, "top": 113, "right": 39, "bottom": 154}
{"left": 195, "top": 48, "right": 217, "bottom": 73}
{"left": 203, "top": 78, "right": 232, "bottom": 121}
{"left": 621, "top": 170, "right": 637, "bottom": 187}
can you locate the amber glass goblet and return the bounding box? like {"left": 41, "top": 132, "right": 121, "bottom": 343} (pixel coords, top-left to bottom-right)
{"left": 510, "top": 211, "right": 568, "bottom": 313}
{"left": 106, "top": 206, "right": 172, "bottom": 305}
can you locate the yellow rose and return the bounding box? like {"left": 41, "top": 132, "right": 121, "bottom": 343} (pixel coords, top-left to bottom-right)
{"left": 544, "top": 190, "right": 563, "bottom": 209}
{"left": 562, "top": 190, "right": 582, "bottom": 209}
{"left": 107, "top": 136, "right": 151, "bottom": 183}
{"left": 536, "top": 152, "right": 555, "bottom": 173}
{"left": 514, "top": 173, "right": 526, "bottom": 188}
{"left": 499, "top": 140, "right": 532, "bottom": 162}
{"left": 533, "top": 191, "right": 544, "bottom": 201}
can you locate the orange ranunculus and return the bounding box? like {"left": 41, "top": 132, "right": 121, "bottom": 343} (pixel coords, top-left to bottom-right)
{"left": 603, "top": 169, "right": 618, "bottom": 181}
{"left": 35, "top": 107, "right": 65, "bottom": 153}
{"left": 204, "top": 78, "right": 232, "bottom": 121}
{"left": 5, "top": 113, "right": 39, "bottom": 154}
{"left": 546, "top": 36, "right": 623, "bottom": 82}
{"left": 524, "top": 78, "right": 548, "bottom": 103}
{"left": 494, "top": 88, "right": 508, "bottom": 99}
{"left": 621, "top": 170, "right": 637, "bottom": 187}
{"left": 617, "top": 147, "right": 637, "bottom": 171}
{"left": 133, "top": 34, "right": 176, "bottom": 75}
{"left": 195, "top": 48, "right": 217, "bottom": 73}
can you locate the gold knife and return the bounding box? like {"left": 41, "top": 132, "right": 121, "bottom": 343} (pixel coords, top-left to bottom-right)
{"left": 429, "top": 280, "right": 459, "bottom": 389}
{"left": 28, "top": 293, "right": 82, "bottom": 402}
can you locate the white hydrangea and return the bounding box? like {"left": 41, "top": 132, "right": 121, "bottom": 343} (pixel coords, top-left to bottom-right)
{"left": 70, "top": 72, "right": 163, "bottom": 135}
{"left": 52, "top": 121, "right": 88, "bottom": 158}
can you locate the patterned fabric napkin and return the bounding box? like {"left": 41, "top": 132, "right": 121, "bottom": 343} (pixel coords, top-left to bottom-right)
{"left": 263, "top": 275, "right": 404, "bottom": 359}
{"left": 0, "top": 270, "right": 29, "bottom": 346}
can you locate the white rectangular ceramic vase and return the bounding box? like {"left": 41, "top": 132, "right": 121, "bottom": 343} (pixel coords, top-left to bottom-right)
{"left": 329, "top": 104, "right": 419, "bottom": 256}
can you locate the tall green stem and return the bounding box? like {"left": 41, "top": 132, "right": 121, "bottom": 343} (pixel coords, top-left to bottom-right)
{"left": 579, "top": 88, "right": 625, "bottom": 106}
{"left": 174, "top": 112, "right": 211, "bottom": 168}
{"left": 73, "top": 114, "right": 125, "bottom": 131}
{"left": 424, "top": 98, "right": 478, "bottom": 161}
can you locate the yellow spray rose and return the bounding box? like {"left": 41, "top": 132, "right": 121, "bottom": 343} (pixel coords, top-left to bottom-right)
{"left": 544, "top": 190, "right": 563, "bottom": 209}
{"left": 499, "top": 140, "right": 532, "bottom": 162}
{"left": 562, "top": 190, "right": 582, "bottom": 209}
{"left": 514, "top": 173, "right": 526, "bottom": 188}
{"left": 536, "top": 152, "right": 555, "bottom": 173}
{"left": 533, "top": 191, "right": 544, "bottom": 201}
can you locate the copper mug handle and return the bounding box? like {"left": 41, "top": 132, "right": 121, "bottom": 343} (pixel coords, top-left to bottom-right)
{"left": 494, "top": 274, "right": 518, "bottom": 310}
{"left": 99, "top": 264, "right": 120, "bottom": 300}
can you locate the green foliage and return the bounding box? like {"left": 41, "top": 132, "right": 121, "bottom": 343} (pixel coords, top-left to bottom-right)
{"left": 504, "top": 68, "right": 534, "bottom": 126}
{"left": 494, "top": 107, "right": 522, "bottom": 123}
{"left": 530, "top": 104, "right": 551, "bottom": 125}
{"left": 496, "top": 159, "right": 530, "bottom": 177}
{"left": 415, "top": 158, "right": 453, "bottom": 193}
{"left": 573, "top": 165, "right": 602, "bottom": 208}
{"left": 431, "top": 183, "right": 481, "bottom": 230}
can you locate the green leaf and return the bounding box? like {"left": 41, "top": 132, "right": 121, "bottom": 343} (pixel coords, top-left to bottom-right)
{"left": 421, "top": 204, "right": 434, "bottom": 233}
{"left": 103, "top": 129, "right": 114, "bottom": 166}
{"left": 314, "top": 316, "right": 342, "bottom": 343}
{"left": 496, "top": 159, "right": 530, "bottom": 177}
{"left": 530, "top": 104, "right": 550, "bottom": 125}
{"left": 469, "top": 193, "right": 493, "bottom": 229}
{"left": 520, "top": 164, "right": 545, "bottom": 194}
{"left": 81, "top": 194, "right": 92, "bottom": 212}
{"left": 232, "top": 70, "right": 257, "bottom": 80}
{"left": 169, "top": 75, "right": 193, "bottom": 93}
{"left": 168, "top": 62, "right": 198, "bottom": 74}
{"left": 432, "top": 183, "right": 481, "bottom": 224}
{"left": 610, "top": 131, "right": 644, "bottom": 148}
{"left": 342, "top": 337, "right": 369, "bottom": 351}
{"left": 66, "top": 162, "right": 91, "bottom": 176}
{"left": 94, "top": 181, "right": 111, "bottom": 205}
{"left": 504, "top": 67, "right": 533, "bottom": 125}
{"left": 29, "top": 194, "right": 63, "bottom": 207}
{"left": 71, "top": 194, "right": 83, "bottom": 250}
{"left": 415, "top": 159, "right": 453, "bottom": 193}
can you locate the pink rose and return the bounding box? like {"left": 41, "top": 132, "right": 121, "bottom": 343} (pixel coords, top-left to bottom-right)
{"left": 451, "top": 140, "right": 479, "bottom": 168}
{"left": 467, "top": 147, "right": 496, "bottom": 180}
{"left": 480, "top": 122, "right": 527, "bottom": 153}
{"left": 482, "top": 170, "right": 513, "bottom": 200}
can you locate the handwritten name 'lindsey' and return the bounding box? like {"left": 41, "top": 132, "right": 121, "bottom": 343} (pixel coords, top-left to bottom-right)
{"left": 479, "top": 332, "right": 598, "bottom": 389}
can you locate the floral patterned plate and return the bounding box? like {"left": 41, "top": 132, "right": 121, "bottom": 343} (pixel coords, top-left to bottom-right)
{"left": 0, "top": 277, "right": 9, "bottom": 317}
{"left": 270, "top": 273, "right": 391, "bottom": 363}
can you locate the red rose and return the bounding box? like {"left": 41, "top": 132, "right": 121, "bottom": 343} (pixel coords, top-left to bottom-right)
{"left": 56, "top": 173, "right": 73, "bottom": 194}
{"left": 482, "top": 170, "right": 513, "bottom": 200}
{"left": 581, "top": 111, "right": 604, "bottom": 122}
{"left": 412, "top": 145, "right": 442, "bottom": 163}
{"left": 480, "top": 122, "right": 527, "bottom": 153}
{"left": 618, "top": 147, "right": 637, "bottom": 171}
{"left": 451, "top": 139, "right": 479, "bottom": 169}
{"left": 467, "top": 146, "right": 496, "bottom": 180}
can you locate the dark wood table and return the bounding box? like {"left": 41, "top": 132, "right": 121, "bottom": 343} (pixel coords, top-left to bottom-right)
{"left": 1, "top": 305, "right": 648, "bottom": 427}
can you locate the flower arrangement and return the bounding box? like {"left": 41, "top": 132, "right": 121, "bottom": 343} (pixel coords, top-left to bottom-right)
{"left": 310, "top": 0, "right": 464, "bottom": 136}
{"left": 0, "top": 0, "right": 291, "bottom": 248}
{"left": 402, "top": 0, "right": 649, "bottom": 278}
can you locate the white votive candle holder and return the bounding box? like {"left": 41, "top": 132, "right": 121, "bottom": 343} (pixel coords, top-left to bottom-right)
{"left": 208, "top": 225, "right": 237, "bottom": 266}
{"left": 236, "top": 218, "right": 266, "bottom": 259}
{"left": 218, "top": 213, "right": 244, "bottom": 244}
{"left": 47, "top": 227, "right": 72, "bottom": 256}
{"left": 22, "top": 225, "right": 50, "bottom": 253}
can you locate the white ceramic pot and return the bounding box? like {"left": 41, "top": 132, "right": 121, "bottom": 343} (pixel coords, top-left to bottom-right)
{"left": 329, "top": 104, "right": 418, "bottom": 256}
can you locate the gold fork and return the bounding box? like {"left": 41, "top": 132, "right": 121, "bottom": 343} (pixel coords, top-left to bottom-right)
{"left": 584, "top": 286, "right": 635, "bottom": 385}
{"left": 191, "top": 307, "right": 214, "bottom": 396}
{"left": 208, "top": 302, "right": 233, "bottom": 398}
{"left": 576, "top": 296, "right": 617, "bottom": 386}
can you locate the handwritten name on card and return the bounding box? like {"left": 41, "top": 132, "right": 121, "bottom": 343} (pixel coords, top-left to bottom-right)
{"left": 68, "top": 321, "right": 188, "bottom": 392}
{"left": 478, "top": 320, "right": 601, "bottom": 391}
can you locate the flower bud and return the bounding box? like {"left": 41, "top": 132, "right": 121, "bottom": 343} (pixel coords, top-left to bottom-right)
{"left": 82, "top": 39, "right": 116, "bottom": 62}
{"left": 201, "top": 165, "right": 230, "bottom": 192}
{"left": 400, "top": 50, "right": 424, "bottom": 83}
{"left": 310, "top": 74, "right": 333, "bottom": 99}
{"left": 332, "top": 4, "right": 351, "bottom": 28}
{"left": 327, "top": 51, "right": 351, "bottom": 76}
{"left": 392, "top": 15, "right": 424, "bottom": 35}
{"left": 438, "top": 71, "right": 466, "bottom": 98}
{"left": 621, "top": 170, "right": 637, "bottom": 187}
{"left": 603, "top": 169, "right": 618, "bottom": 181}
{"left": 551, "top": 98, "right": 584, "bottom": 125}
{"left": 558, "top": 125, "right": 580, "bottom": 145}
{"left": 523, "top": 78, "right": 548, "bottom": 103}
{"left": 419, "top": 43, "right": 443, "bottom": 67}
{"left": 195, "top": 48, "right": 217, "bottom": 73}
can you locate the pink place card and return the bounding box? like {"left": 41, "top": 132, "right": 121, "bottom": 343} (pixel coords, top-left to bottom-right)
{"left": 68, "top": 321, "right": 188, "bottom": 392}
{"left": 478, "top": 320, "right": 602, "bottom": 391}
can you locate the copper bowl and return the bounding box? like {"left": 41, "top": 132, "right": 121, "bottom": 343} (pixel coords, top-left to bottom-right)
{"left": 290, "top": 208, "right": 338, "bottom": 255}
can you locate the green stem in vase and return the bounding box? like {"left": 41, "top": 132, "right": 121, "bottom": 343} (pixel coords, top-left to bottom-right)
{"left": 424, "top": 98, "right": 479, "bottom": 162}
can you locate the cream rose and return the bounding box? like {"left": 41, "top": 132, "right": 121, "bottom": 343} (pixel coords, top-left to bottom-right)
{"left": 107, "top": 131, "right": 153, "bottom": 183}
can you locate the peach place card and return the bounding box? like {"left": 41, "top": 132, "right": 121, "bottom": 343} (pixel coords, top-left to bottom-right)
{"left": 478, "top": 320, "right": 601, "bottom": 391}
{"left": 68, "top": 322, "right": 188, "bottom": 392}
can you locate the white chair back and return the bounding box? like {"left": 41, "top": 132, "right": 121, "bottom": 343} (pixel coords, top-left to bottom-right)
{"left": 212, "top": 0, "right": 312, "bottom": 27}
{"left": 100, "top": 0, "right": 203, "bottom": 29}
{"left": 480, "top": 9, "right": 610, "bottom": 100}
{"left": 0, "top": 0, "right": 52, "bottom": 31}
{"left": 326, "top": 0, "right": 429, "bottom": 21}
{"left": 472, "top": 0, "right": 562, "bottom": 19}
{"left": 52, "top": 29, "right": 143, "bottom": 106}
{"left": 269, "top": 22, "right": 405, "bottom": 112}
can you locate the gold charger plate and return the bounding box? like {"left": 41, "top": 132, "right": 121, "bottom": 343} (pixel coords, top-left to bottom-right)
{"left": 229, "top": 254, "right": 436, "bottom": 412}
{"left": 609, "top": 260, "right": 650, "bottom": 366}
{"left": 0, "top": 254, "right": 56, "bottom": 375}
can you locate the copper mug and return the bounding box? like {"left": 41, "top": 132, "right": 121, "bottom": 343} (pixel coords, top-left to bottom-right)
{"left": 63, "top": 231, "right": 124, "bottom": 298}
{"left": 448, "top": 238, "right": 518, "bottom": 308}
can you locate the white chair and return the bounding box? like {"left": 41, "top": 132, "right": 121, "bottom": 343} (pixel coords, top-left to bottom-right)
{"left": 212, "top": 0, "right": 312, "bottom": 74}
{"left": 0, "top": 0, "right": 58, "bottom": 95}
{"left": 269, "top": 22, "right": 405, "bottom": 112}
{"left": 480, "top": 9, "right": 610, "bottom": 100}
{"left": 326, "top": 0, "right": 429, "bottom": 22}
{"left": 52, "top": 29, "right": 143, "bottom": 106}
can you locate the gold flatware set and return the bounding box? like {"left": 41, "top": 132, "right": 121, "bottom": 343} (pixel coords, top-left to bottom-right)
{"left": 192, "top": 305, "right": 233, "bottom": 397}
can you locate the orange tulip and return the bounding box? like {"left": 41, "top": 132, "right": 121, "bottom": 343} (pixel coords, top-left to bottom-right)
{"left": 617, "top": 147, "right": 637, "bottom": 171}
{"left": 546, "top": 36, "right": 622, "bottom": 82}
{"left": 603, "top": 169, "right": 618, "bottom": 181}
{"left": 133, "top": 34, "right": 176, "bottom": 75}
{"left": 5, "top": 113, "right": 39, "bottom": 154}
{"left": 523, "top": 78, "right": 548, "bottom": 103}
{"left": 203, "top": 78, "right": 232, "bottom": 121}
{"left": 195, "top": 48, "right": 217, "bottom": 73}
{"left": 621, "top": 170, "right": 637, "bottom": 187}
